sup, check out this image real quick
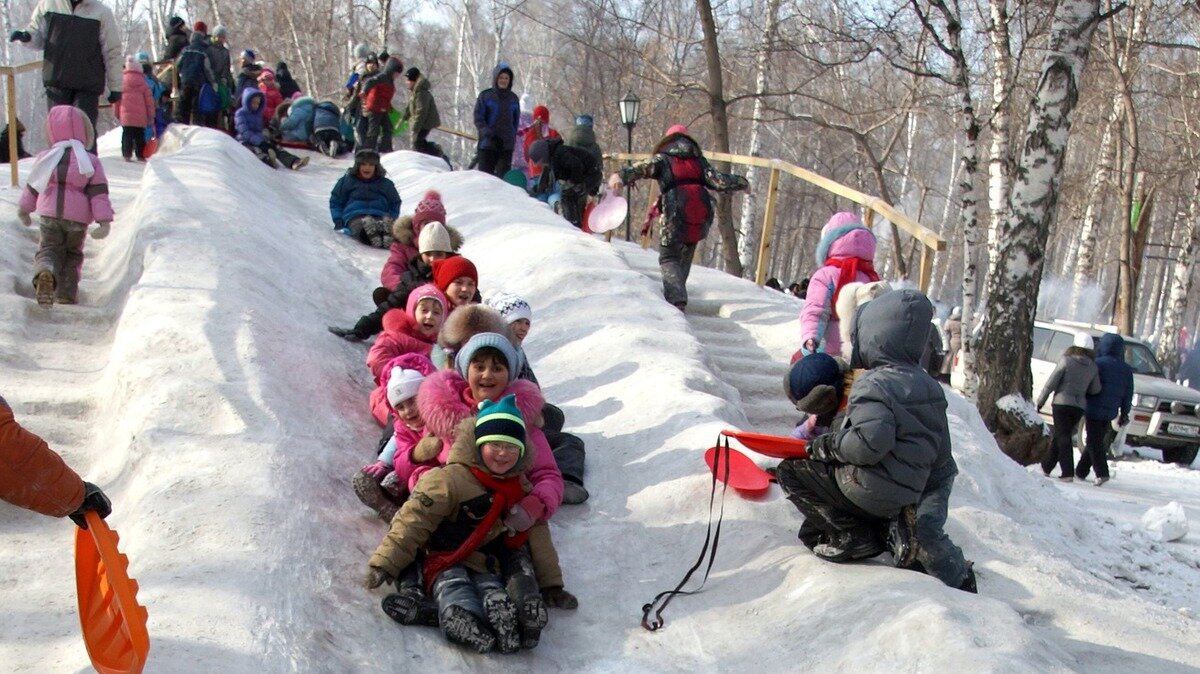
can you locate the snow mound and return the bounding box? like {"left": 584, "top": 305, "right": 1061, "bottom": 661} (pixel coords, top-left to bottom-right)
{"left": 0, "top": 127, "right": 1196, "bottom": 672}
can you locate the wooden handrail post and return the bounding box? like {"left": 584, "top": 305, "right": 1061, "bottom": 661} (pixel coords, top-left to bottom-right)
{"left": 919, "top": 245, "right": 934, "bottom": 294}
{"left": 754, "top": 166, "right": 781, "bottom": 286}
{"left": 6, "top": 71, "right": 18, "bottom": 187}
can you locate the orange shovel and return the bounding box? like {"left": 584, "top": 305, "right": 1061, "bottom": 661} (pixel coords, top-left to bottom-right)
{"left": 74, "top": 511, "right": 149, "bottom": 674}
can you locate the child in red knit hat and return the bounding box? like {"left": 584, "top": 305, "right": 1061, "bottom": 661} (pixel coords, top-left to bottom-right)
{"left": 432, "top": 256, "right": 479, "bottom": 310}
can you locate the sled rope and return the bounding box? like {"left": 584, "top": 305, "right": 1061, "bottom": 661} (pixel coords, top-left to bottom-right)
{"left": 640, "top": 433, "right": 731, "bottom": 631}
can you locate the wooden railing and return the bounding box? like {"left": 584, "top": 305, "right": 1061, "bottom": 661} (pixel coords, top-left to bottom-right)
{"left": 1, "top": 60, "right": 42, "bottom": 187}
{"left": 608, "top": 151, "right": 947, "bottom": 292}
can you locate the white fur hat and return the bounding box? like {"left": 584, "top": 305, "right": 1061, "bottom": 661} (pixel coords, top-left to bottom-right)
{"left": 418, "top": 221, "right": 454, "bottom": 255}
{"left": 1073, "top": 332, "right": 1094, "bottom": 350}
{"left": 386, "top": 367, "right": 426, "bottom": 408}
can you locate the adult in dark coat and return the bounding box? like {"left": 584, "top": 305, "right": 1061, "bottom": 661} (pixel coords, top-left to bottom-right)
{"left": 10, "top": 0, "right": 124, "bottom": 146}
{"left": 529, "top": 137, "right": 602, "bottom": 229}
{"left": 160, "top": 16, "right": 189, "bottom": 63}
{"left": 776, "top": 290, "right": 949, "bottom": 564}
{"left": 1036, "top": 333, "right": 1101, "bottom": 479}
{"left": 1077, "top": 333, "right": 1134, "bottom": 484}
{"left": 564, "top": 114, "right": 603, "bottom": 182}
{"left": 174, "top": 25, "right": 215, "bottom": 125}
{"left": 275, "top": 61, "right": 302, "bottom": 99}
{"left": 472, "top": 63, "right": 520, "bottom": 177}
{"left": 232, "top": 51, "right": 263, "bottom": 110}
{"left": 402, "top": 67, "right": 447, "bottom": 162}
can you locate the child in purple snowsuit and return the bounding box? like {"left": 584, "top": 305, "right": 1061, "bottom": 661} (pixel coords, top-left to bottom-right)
{"left": 17, "top": 105, "right": 114, "bottom": 306}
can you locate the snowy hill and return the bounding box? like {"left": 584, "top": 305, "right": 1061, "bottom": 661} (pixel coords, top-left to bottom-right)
{"left": 1, "top": 126, "right": 1197, "bottom": 673}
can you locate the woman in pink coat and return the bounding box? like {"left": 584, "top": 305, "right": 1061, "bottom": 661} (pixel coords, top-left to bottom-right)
{"left": 796, "top": 211, "right": 879, "bottom": 361}
{"left": 414, "top": 332, "right": 564, "bottom": 528}
{"left": 17, "top": 105, "right": 114, "bottom": 306}
{"left": 115, "top": 55, "right": 155, "bottom": 161}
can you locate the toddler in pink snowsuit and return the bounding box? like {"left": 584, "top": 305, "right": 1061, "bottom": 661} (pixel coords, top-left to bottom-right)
{"left": 17, "top": 105, "right": 114, "bottom": 306}
{"left": 795, "top": 212, "right": 878, "bottom": 362}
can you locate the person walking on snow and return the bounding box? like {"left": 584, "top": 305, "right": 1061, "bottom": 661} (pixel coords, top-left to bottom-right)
{"left": 400, "top": 67, "right": 448, "bottom": 163}
{"left": 1077, "top": 333, "right": 1134, "bottom": 485}
{"left": 17, "top": 105, "right": 113, "bottom": 306}
{"left": 10, "top": 0, "right": 124, "bottom": 147}
{"left": 608, "top": 125, "right": 749, "bottom": 311}
{"left": 1035, "top": 332, "right": 1101, "bottom": 481}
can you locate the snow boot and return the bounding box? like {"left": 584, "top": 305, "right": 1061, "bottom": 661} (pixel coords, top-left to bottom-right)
{"left": 440, "top": 605, "right": 496, "bottom": 653}
{"left": 813, "top": 528, "right": 885, "bottom": 563}
{"left": 328, "top": 325, "right": 364, "bottom": 342}
{"left": 352, "top": 470, "right": 399, "bottom": 522}
{"left": 483, "top": 588, "right": 521, "bottom": 654}
{"left": 33, "top": 271, "right": 55, "bottom": 306}
{"left": 562, "top": 480, "right": 589, "bottom": 505}
{"left": 292, "top": 156, "right": 309, "bottom": 170}
{"left": 517, "top": 594, "right": 549, "bottom": 649}
{"left": 958, "top": 564, "right": 978, "bottom": 594}
{"left": 886, "top": 505, "right": 920, "bottom": 568}
{"left": 381, "top": 588, "right": 439, "bottom": 626}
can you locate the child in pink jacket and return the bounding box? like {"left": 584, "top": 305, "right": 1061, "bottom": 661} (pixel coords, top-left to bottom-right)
{"left": 115, "top": 55, "right": 155, "bottom": 161}
{"left": 17, "top": 105, "right": 114, "bottom": 306}
{"left": 367, "top": 284, "right": 447, "bottom": 425}
{"left": 795, "top": 212, "right": 879, "bottom": 362}
{"left": 353, "top": 353, "right": 438, "bottom": 521}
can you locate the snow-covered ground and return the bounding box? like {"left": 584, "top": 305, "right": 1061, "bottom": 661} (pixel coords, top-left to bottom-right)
{"left": 1, "top": 127, "right": 1197, "bottom": 672}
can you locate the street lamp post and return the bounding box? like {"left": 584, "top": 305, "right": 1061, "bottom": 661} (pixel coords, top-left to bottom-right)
{"left": 618, "top": 91, "right": 640, "bottom": 242}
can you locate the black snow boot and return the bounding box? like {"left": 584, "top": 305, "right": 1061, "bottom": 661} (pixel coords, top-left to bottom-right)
{"left": 328, "top": 325, "right": 364, "bottom": 342}
{"left": 381, "top": 588, "right": 439, "bottom": 626}
{"left": 813, "top": 527, "right": 885, "bottom": 563}
{"left": 886, "top": 505, "right": 920, "bottom": 569}
{"left": 517, "top": 595, "right": 549, "bottom": 649}
{"left": 440, "top": 605, "right": 496, "bottom": 653}
{"left": 958, "top": 564, "right": 978, "bottom": 594}
{"left": 483, "top": 588, "right": 521, "bottom": 654}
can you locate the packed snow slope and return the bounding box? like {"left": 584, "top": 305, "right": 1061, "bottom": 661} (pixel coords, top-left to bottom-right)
{"left": 1, "top": 127, "right": 1197, "bottom": 673}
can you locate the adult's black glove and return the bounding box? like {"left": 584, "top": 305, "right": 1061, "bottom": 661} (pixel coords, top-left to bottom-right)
{"left": 68, "top": 482, "right": 112, "bottom": 529}
{"left": 1118, "top": 413, "right": 1129, "bottom": 427}
{"left": 806, "top": 432, "right": 837, "bottom": 463}
{"left": 107, "top": 91, "right": 122, "bottom": 104}
{"left": 9, "top": 30, "right": 31, "bottom": 43}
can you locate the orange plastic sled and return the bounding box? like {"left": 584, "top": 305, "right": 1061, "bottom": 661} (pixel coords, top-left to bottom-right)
{"left": 704, "top": 445, "right": 771, "bottom": 494}
{"left": 141, "top": 137, "right": 157, "bottom": 160}
{"left": 75, "top": 511, "right": 149, "bottom": 674}
{"left": 720, "top": 430, "right": 809, "bottom": 460}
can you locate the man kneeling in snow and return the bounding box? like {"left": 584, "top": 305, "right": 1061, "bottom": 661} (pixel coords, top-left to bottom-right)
{"left": 776, "top": 289, "right": 975, "bottom": 592}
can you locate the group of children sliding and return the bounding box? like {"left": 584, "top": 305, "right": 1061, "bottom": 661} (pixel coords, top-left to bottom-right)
{"left": 326, "top": 176, "right": 586, "bottom": 653}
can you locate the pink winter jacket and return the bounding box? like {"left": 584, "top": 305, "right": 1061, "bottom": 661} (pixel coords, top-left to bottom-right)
{"left": 416, "top": 370, "right": 564, "bottom": 522}
{"left": 19, "top": 106, "right": 114, "bottom": 226}
{"left": 116, "top": 67, "right": 155, "bottom": 128}
{"left": 382, "top": 241, "right": 417, "bottom": 289}
{"left": 799, "top": 226, "right": 877, "bottom": 358}
{"left": 368, "top": 310, "right": 437, "bottom": 425}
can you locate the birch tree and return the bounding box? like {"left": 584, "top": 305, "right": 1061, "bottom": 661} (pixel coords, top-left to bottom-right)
{"left": 735, "top": 0, "right": 782, "bottom": 276}
{"left": 975, "top": 0, "right": 1121, "bottom": 426}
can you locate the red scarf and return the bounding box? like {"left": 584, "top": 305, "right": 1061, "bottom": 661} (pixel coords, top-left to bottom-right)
{"left": 422, "top": 466, "right": 530, "bottom": 593}
{"left": 826, "top": 256, "right": 879, "bottom": 321}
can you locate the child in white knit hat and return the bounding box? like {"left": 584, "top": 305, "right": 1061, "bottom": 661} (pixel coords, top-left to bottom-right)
{"left": 353, "top": 353, "right": 437, "bottom": 521}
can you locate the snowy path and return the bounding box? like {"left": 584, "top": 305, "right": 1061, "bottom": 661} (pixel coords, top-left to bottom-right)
{"left": 0, "top": 127, "right": 1197, "bottom": 672}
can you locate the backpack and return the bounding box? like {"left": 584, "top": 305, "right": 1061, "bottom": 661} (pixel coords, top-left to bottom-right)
{"left": 198, "top": 83, "right": 221, "bottom": 114}
{"left": 664, "top": 155, "right": 712, "bottom": 244}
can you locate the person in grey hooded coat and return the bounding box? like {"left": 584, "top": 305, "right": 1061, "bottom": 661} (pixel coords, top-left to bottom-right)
{"left": 776, "top": 289, "right": 947, "bottom": 563}
{"left": 1035, "top": 332, "right": 1100, "bottom": 480}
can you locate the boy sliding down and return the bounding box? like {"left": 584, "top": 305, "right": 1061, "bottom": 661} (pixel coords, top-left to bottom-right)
{"left": 364, "top": 394, "right": 564, "bottom": 653}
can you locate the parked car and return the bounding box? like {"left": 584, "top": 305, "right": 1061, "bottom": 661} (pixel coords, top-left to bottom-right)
{"left": 952, "top": 320, "right": 1200, "bottom": 466}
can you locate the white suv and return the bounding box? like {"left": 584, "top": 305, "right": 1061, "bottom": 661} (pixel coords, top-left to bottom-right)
{"left": 953, "top": 321, "right": 1200, "bottom": 465}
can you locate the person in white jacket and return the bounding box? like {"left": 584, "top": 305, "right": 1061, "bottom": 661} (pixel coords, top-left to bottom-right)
{"left": 9, "top": 0, "right": 124, "bottom": 145}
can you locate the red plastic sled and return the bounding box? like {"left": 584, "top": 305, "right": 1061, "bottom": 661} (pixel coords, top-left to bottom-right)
{"left": 720, "top": 430, "right": 809, "bottom": 460}
{"left": 580, "top": 202, "right": 594, "bottom": 233}
{"left": 704, "top": 445, "right": 771, "bottom": 494}
{"left": 141, "top": 137, "right": 157, "bottom": 159}
{"left": 75, "top": 512, "right": 149, "bottom": 674}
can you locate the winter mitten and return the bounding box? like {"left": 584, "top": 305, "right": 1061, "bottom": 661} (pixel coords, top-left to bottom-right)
{"left": 504, "top": 504, "right": 535, "bottom": 533}
{"left": 9, "top": 30, "right": 31, "bottom": 42}
{"left": 91, "top": 222, "right": 111, "bottom": 240}
{"left": 68, "top": 482, "right": 112, "bottom": 529}
{"left": 17, "top": 210, "right": 31, "bottom": 226}
{"left": 107, "top": 91, "right": 122, "bottom": 104}
{"left": 1118, "top": 413, "right": 1129, "bottom": 427}
{"left": 806, "top": 432, "right": 836, "bottom": 463}
{"left": 795, "top": 384, "right": 840, "bottom": 417}
{"left": 363, "top": 566, "right": 394, "bottom": 590}
{"left": 411, "top": 435, "right": 443, "bottom": 464}
{"left": 541, "top": 586, "right": 578, "bottom": 610}
{"left": 362, "top": 461, "right": 391, "bottom": 481}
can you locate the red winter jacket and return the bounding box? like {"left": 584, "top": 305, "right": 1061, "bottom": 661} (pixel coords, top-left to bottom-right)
{"left": 0, "top": 401, "right": 84, "bottom": 517}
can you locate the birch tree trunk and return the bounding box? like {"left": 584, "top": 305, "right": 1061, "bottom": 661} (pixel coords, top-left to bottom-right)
{"left": 378, "top": 0, "right": 392, "bottom": 53}
{"left": 985, "top": 0, "right": 1012, "bottom": 276}
{"left": 1068, "top": 102, "right": 1119, "bottom": 319}
{"left": 1158, "top": 177, "right": 1199, "bottom": 374}
{"left": 736, "top": 0, "right": 782, "bottom": 275}
{"left": 976, "top": 0, "right": 1106, "bottom": 426}
{"left": 696, "top": 0, "right": 743, "bottom": 277}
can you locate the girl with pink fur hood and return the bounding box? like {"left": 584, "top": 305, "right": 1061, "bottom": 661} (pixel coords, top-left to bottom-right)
{"left": 414, "top": 332, "right": 564, "bottom": 530}
{"left": 795, "top": 212, "right": 879, "bottom": 362}
{"left": 367, "top": 284, "right": 447, "bottom": 426}
{"left": 17, "top": 105, "right": 114, "bottom": 306}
